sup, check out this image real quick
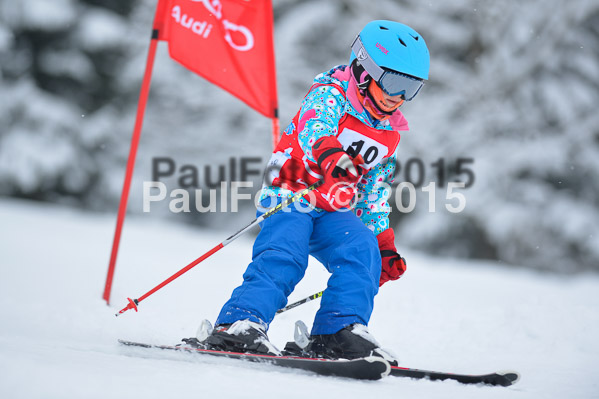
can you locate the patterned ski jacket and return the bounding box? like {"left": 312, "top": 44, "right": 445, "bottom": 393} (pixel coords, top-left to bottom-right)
{"left": 260, "top": 65, "right": 409, "bottom": 236}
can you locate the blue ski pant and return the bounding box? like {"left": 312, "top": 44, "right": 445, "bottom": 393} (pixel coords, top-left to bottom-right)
{"left": 215, "top": 199, "right": 381, "bottom": 335}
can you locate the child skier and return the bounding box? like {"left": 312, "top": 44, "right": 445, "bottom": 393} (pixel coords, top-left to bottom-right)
{"left": 197, "top": 20, "right": 430, "bottom": 363}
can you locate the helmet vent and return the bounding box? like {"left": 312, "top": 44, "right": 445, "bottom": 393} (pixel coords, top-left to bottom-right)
{"left": 398, "top": 37, "right": 407, "bottom": 47}
{"left": 379, "top": 26, "right": 389, "bottom": 30}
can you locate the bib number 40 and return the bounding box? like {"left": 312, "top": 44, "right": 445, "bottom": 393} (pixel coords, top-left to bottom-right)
{"left": 337, "top": 128, "right": 389, "bottom": 168}
{"left": 346, "top": 140, "right": 379, "bottom": 165}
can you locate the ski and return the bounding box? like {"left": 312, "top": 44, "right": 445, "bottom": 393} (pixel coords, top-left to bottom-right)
{"left": 118, "top": 339, "right": 390, "bottom": 381}
{"left": 390, "top": 365, "right": 520, "bottom": 387}
{"left": 118, "top": 339, "right": 519, "bottom": 386}
{"left": 288, "top": 320, "right": 520, "bottom": 387}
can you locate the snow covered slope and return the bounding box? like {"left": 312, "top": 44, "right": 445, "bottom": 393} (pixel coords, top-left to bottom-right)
{"left": 0, "top": 199, "right": 597, "bottom": 398}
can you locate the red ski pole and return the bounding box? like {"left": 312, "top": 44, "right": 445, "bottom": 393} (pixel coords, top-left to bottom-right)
{"left": 115, "top": 180, "right": 323, "bottom": 317}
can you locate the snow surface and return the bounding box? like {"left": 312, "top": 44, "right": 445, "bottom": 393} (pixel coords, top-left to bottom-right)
{"left": 0, "top": 198, "right": 598, "bottom": 398}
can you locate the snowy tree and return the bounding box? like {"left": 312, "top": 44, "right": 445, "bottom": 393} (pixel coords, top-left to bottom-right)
{"left": 0, "top": 0, "right": 139, "bottom": 207}
{"left": 0, "top": 0, "right": 598, "bottom": 272}
{"left": 377, "top": 0, "right": 599, "bottom": 273}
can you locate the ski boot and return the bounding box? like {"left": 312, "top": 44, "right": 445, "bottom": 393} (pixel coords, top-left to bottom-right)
{"left": 184, "top": 319, "right": 281, "bottom": 356}
{"left": 284, "top": 321, "right": 397, "bottom": 365}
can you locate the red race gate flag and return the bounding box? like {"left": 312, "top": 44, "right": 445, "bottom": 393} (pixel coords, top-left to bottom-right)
{"left": 164, "top": 0, "right": 278, "bottom": 119}
{"left": 103, "top": 0, "right": 278, "bottom": 305}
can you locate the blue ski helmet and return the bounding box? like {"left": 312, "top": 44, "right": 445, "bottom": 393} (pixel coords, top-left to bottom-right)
{"left": 350, "top": 20, "right": 430, "bottom": 100}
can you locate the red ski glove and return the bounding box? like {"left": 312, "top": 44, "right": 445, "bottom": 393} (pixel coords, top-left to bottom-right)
{"left": 312, "top": 136, "right": 364, "bottom": 210}
{"left": 376, "top": 228, "right": 407, "bottom": 286}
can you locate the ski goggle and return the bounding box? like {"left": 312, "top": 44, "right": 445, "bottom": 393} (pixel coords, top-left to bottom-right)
{"left": 351, "top": 36, "right": 425, "bottom": 101}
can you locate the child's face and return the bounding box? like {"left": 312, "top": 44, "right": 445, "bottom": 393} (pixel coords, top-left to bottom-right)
{"left": 380, "top": 91, "right": 405, "bottom": 108}
{"left": 370, "top": 81, "right": 405, "bottom": 111}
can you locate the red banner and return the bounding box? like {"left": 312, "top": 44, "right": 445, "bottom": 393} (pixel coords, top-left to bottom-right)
{"left": 153, "top": 0, "right": 278, "bottom": 118}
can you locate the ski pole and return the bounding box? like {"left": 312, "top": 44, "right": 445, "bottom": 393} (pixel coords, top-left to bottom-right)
{"left": 115, "top": 180, "right": 323, "bottom": 317}
{"left": 276, "top": 290, "right": 324, "bottom": 314}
